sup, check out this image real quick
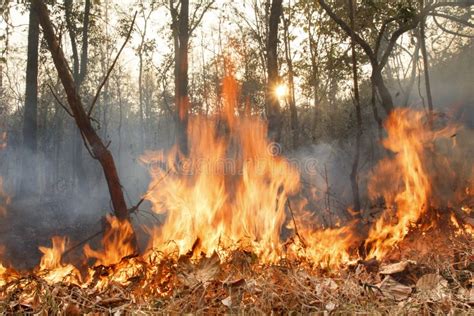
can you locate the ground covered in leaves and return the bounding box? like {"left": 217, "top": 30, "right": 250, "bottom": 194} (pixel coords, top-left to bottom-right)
{"left": 0, "top": 232, "right": 473, "bottom": 314}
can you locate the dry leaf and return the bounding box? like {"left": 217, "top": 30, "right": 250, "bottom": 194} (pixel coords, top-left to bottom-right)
{"left": 379, "top": 260, "right": 416, "bottom": 275}
{"left": 322, "top": 278, "right": 338, "bottom": 291}
{"left": 223, "top": 278, "right": 246, "bottom": 289}
{"left": 416, "top": 273, "right": 448, "bottom": 301}
{"left": 222, "top": 296, "right": 232, "bottom": 307}
{"left": 178, "top": 252, "right": 221, "bottom": 288}
{"left": 325, "top": 301, "right": 336, "bottom": 312}
{"left": 314, "top": 277, "right": 339, "bottom": 296}
{"left": 377, "top": 276, "right": 412, "bottom": 301}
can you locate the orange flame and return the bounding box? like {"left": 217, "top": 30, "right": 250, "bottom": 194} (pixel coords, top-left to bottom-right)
{"left": 365, "top": 109, "right": 458, "bottom": 258}
{"left": 38, "top": 236, "right": 80, "bottom": 284}
{"left": 3, "top": 77, "right": 473, "bottom": 291}
{"left": 142, "top": 74, "right": 302, "bottom": 262}
{"left": 83, "top": 215, "right": 135, "bottom": 266}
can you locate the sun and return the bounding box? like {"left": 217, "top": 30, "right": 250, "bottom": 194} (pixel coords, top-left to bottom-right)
{"left": 274, "top": 84, "right": 288, "bottom": 99}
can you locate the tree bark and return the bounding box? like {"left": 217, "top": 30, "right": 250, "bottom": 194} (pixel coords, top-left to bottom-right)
{"left": 21, "top": 3, "right": 40, "bottom": 194}
{"left": 266, "top": 0, "right": 283, "bottom": 142}
{"left": 282, "top": 9, "right": 298, "bottom": 149}
{"left": 370, "top": 67, "right": 394, "bottom": 115}
{"left": 348, "top": 0, "right": 362, "bottom": 215}
{"left": 419, "top": 3, "right": 434, "bottom": 114}
{"left": 172, "top": 0, "right": 190, "bottom": 154}
{"left": 32, "top": 0, "right": 130, "bottom": 221}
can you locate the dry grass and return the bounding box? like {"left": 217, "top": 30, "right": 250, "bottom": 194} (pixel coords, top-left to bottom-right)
{"left": 0, "top": 234, "right": 472, "bottom": 315}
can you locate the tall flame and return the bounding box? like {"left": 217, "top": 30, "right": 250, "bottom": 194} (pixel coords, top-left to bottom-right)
{"left": 143, "top": 74, "right": 300, "bottom": 261}
{"left": 365, "top": 109, "right": 458, "bottom": 258}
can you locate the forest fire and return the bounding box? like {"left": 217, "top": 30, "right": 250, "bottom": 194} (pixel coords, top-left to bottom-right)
{"left": 1, "top": 0, "right": 473, "bottom": 313}
{"left": 0, "top": 89, "right": 472, "bottom": 312}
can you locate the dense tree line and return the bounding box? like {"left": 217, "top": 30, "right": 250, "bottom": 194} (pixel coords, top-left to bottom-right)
{"left": 0, "top": 0, "right": 472, "bottom": 221}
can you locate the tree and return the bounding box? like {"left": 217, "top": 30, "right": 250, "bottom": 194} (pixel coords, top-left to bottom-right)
{"left": 32, "top": 0, "right": 132, "bottom": 222}
{"left": 348, "top": 0, "right": 362, "bottom": 214}
{"left": 282, "top": 3, "right": 299, "bottom": 149}
{"left": 21, "top": 2, "right": 40, "bottom": 194}
{"left": 64, "top": 0, "right": 91, "bottom": 192}
{"left": 169, "top": 0, "right": 214, "bottom": 154}
{"left": 318, "top": 0, "right": 472, "bottom": 115}
{"left": 136, "top": 0, "right": 157, "bottom": 150}
{"left": 266, "top": 0, "right": 283, "bottom": 142}
{"left": 418, "top": 0, "right": 434, "bottom": 116}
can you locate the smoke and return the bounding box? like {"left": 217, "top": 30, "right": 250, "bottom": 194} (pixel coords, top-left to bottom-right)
{"left": 0, "top": 115, "right": 162, "bottom": 268}
{"left": 0, "top": 42, "right": 472, "bottom": 269}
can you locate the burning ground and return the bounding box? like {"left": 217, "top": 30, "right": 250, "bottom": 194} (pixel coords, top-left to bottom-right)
{"left": 0, "top": 88, "right": 473, "bottom": 314}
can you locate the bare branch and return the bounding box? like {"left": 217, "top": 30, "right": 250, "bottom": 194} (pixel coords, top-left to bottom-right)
{"left": 48, "top": 84, "right": 74, "bottom": 117}
{"left": 430, "top": 12, "right": 474, "bottom": 28}
{"left": 189, "top": 0, "right": 215, "bottom": 35}
{"left": 318, "top": 0, "right": 376, "bottom": 64}
{"left": 433, "top": 15, "right": 474, "bottom": 37}
{"left": 88, "top": 12, "right": 137, "bottom": 117}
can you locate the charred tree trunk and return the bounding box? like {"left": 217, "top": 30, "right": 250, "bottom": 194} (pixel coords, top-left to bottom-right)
{"left": 348, "top": 0, "right": 362, "bottom": 215}
{"left": 32, "top": 0, "right": 130, "bottom": 221}
{"left": 282, "top": 11, "right": 298, "bottom": 149}
{"left": 266, "top": 0, "right": 283, "bottom": 142}
{"left": 20, "top": 3, "right": 40, "bottom": 194}
{"left": 172, "top": 0, "right": 190, "bottom": 154}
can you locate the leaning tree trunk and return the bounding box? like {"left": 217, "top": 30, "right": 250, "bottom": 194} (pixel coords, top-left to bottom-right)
{"left": 32, "top": 0, "right": 130, "bottom": 221}
{"left": 266, "top": 0, "right": 283, "bottom": 142}
{"left": 20, "top": 3, "right": 40, "bottom": 194}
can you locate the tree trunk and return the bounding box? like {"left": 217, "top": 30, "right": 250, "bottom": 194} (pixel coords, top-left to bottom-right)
{"left": 173, "top": 0, "right": 190, "bottom": 154}
{"left": 282, "top": 11, "right": 298, "bottom": 149}
{"left": 348, "top": 0, "right": 362, "bottom": 215}
{"left": 403, "top": 35, "right": 420, "bottom": 107}
{"left": 419, "top": 4, "right": 434, "bottom": 114}
{"left": 307, "top": 15, "right": 320, "bottom": 139}
{"left": 266, "top": 0, "right": 283, "bottom": 142}
{"left": 318, "top": 0, "right": 395, "bottom": 116}
{"left": 33, "top": 0, "right": 130, "bottom": 221}
{"left": 21, "top": 3, "right": 40, "bottom": 194}
{"left": 370, "top": 66, "right": 394, "bottom": 114}
{"left": 65, "top": 0, "right": 90, "bottom": 193}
